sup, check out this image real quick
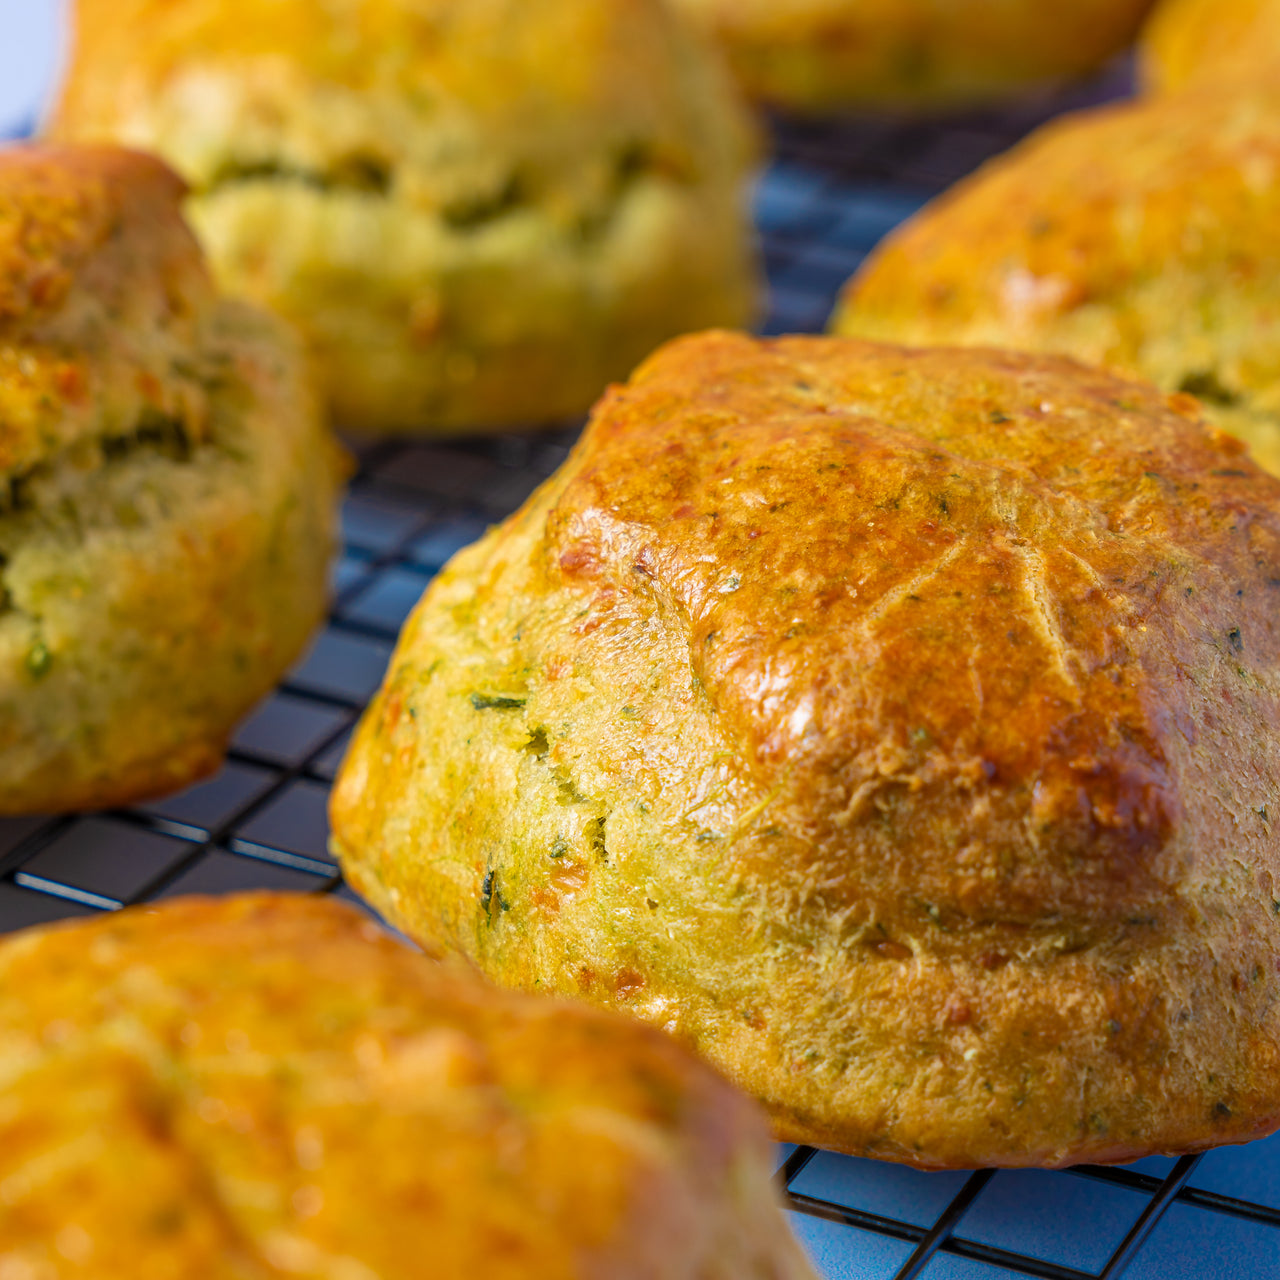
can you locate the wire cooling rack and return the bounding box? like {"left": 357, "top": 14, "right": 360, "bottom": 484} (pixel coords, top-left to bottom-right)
{"left": 2, "top": 52, "right": 1279, "bottom": 1280}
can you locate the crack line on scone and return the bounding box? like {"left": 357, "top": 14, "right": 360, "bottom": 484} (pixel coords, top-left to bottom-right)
{"left": 1007, "top": 541, "right": 1084, "bottom": 700}
{"left": 726, "top": 780, "right": 787, "bottom": 840}
{"left": 78, "top": 1050, "right": 280, "bottom": 1271}
{"left": 850, "top": 536, "right": 969, "bottom": 635}
{"left": 200, "top": 138, "right": 683, "bottom": 242}
{"left": 0, "top": 398, "right": 212, "bottom": 541}
{"left": 201, "top": 154, "right": 393, "bottom": 198}
{"left": 1057, "top": 544, "right": 1132, "bottom": 611}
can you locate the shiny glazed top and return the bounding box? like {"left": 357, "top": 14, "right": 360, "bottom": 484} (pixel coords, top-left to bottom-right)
{"left": 544, "top": 332, "right": 1280, "bottom": 931}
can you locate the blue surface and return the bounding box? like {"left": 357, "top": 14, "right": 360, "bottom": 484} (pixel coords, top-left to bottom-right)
{"left": 408, "top": 514, "right": 492, "bottom": 570}
{"left": 139, "top": 760, "right": 280, "bottom": 837}
{"left": 958, "top": 1169, "right": 1143, "bottom": 1273}
{"left": 340, "top": 564, "right": 436, "bottom": 633}
{"left": 231, "top": 779, "right": 335, "bottom": 865}
{"left": 0, "top": 0, "right": 62, "bottom": 136}
{"left": 789, "top": 1211, "right": 916, "bottom": 1280}
{"left": 794, "top": 1152, "right": 971, "bottom": 1231}
{"left": 923, "top": 1255, "right": 1024, "bottom": 1280}
{"left": 1191, "top": 1131, "right": 1280, "bottom": 1208}
{"left": 1125, "top": 1201, "right": 1280, "bottom": 1280}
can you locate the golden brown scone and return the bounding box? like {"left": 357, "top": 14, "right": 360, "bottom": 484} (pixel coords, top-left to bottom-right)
{"left": 832, "top": 81, "right": 1280, "bottom": 478}
{"left": 0, "top": 892, "right": 817, "bottom": 1279}
{"left": 669, "top": 0, "right": 1156, "bottom": 114}
{"left": 1139, "top": 0, "right": 1280, "bottom": 93}
{"left": 333, "top": 331, "right": 1280, "bottom": 1171}
{"left": 0, "top": 144, "right": 342, "bottom": 813}
{"left": 50, "top": 0, "right": 758, "bottom": 436}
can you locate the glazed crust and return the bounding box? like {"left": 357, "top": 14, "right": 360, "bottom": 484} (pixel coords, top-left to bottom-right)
{"left": 670, "top": 0, "right": 1156, "bottom": 113}
{"left": 0, "top": 893, "right": 817, "bottom": 1279}
{"left": 1138, "top": 0, "right": 1280, "bottom": 93}
{"left": 333, "top": 331, "right": 1280, "bottom": 1170}
{"left": 0, "top": 145, "right": 342, "bottom": 811}
{"left": 51, "top": 0, "right": 758, "bottom": 434}
{"left": 833, "top": 80, "right": 1280, "bottom": 479}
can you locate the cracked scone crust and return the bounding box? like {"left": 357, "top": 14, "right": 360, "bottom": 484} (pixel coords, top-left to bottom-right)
{"left": 51, "top": 0, "right": 759, "bottom": 434}
{"left": 669, "top": 0, "right": 1156, "bottom": 113}
{"left": 832, "top": 81, "right": 1280, "bottom": 478}
{"left": 0, "top": 145, "right": 342, "bottom": 812}
{"left": 0, "top": 893, "right": 817, "bottom": 1280}
{"left": 333, "top": 331, "right": 1280, "bottom": 1170}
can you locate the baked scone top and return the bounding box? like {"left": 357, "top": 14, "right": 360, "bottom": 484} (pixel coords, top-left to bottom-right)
{"left": 334, "top": 331, "right": 1280, "bottom": 1166}
{"left": 541, "top": 332, "right": 1280, "bottom": 930}
{"left": 0, "top": 145, "right": 213, "bottom": 480}
{"left": 671, "top": 0, "right": 1157, "bottom": 111}
{"left": 53, "top": 0, "right": 754, "bottom": 209}
{"left": 833, "top": 81, "right": 1280, "bottom": 475}
{"left": 0, "top": 893, "right": 813, "bottom": 1276}
{"left": 1139, "top": 0, "right": 1280, "bottom": 92}
{"left": 0, "top": 144, "right": 341, "bottom": 812}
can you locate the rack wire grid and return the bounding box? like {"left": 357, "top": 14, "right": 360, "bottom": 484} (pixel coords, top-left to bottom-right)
{"left": 3, "top": 45, "right": 1280, "bottom": 1280}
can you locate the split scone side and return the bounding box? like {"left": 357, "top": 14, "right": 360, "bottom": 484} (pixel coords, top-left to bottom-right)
{"left": 51, "top": 0, "right": 759, "bottom": 435}
{"left": 333, "top": 331, "right": 1280, "bottom": 1170}
{"left": 0, "top": 892, "right": 818, "bottom": 1278}
{"left": 832, "top": 80, "right": 1280, "bottom": 477}
{"left": 0, "top": 144, "right": 342, "bottom": 812}
{"left": 669, "top": 0, "right": 1157, "bottom": 114}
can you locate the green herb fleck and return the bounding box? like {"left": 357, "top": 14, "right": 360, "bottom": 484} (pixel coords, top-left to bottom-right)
{"left": 1178, "top": 369, "right": 1239, "bottom": 407}
{"left": 149, "top": 1204, "right": 186, "bottom": 1236}
{"left": 480, "top": 869, "right": 511, "bottom": 919}
{"left": 25, "top": 640, "right": 51, "bottom": 679}
{"left": 470, "top": 692, "right": 526, "bottom": 711}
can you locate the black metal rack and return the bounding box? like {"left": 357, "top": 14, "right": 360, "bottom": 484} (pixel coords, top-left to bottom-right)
{"left": 2, "top": 56, "right": 1278, "bottom": 1280}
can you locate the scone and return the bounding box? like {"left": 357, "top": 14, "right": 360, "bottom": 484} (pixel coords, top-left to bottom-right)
{"left": 0, "top": 144, "right": 342, "bottom": 813}
{"left": 669, "top": 0, "right": 1156, "bottom": 114}
{"left": 1139, "top": 0, "right": 1280, "bottom": 93}
{"left": 333, "top": 331, "right": 1280, "bottom": 1171}
{"left": 0, "top": 892, "right": 818, "bottom": 1279}
{"left": 832, "top": 80, "right": 1280, "bottom": 477}
{"left": 50, "top": 0, "right": 759, "bottom": 436}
